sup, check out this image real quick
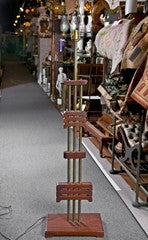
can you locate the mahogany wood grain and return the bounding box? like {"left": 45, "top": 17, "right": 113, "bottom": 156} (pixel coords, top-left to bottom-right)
{"left": 64, "top": 151, "right": 86, "bottom": 159}
{"left": 64, "top": 111, "right": 87, "bottom": 128}
{"left": 56, "top": 182, "right": 92, "bottom": 202}
{"left": 45, "top": 213, "right": 104, "bottom": 238}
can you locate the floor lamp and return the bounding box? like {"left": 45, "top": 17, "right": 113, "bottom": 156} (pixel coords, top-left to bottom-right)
{"left": 45, "top": 30, "right": 104, "bottom": 238}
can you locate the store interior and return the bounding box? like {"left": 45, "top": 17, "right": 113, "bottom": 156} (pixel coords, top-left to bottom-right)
{"left": 0, "top": 0, "right": 148, "bottom": 239}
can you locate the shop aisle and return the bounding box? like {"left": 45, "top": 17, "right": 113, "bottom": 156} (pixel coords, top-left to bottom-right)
{"left": 0, "top": 55, "right": 147, "bottom": 240}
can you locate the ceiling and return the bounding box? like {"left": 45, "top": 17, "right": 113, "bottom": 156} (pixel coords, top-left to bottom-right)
{"left": 0, "top": 0, "right": 146, "bottom": 33}
{"left": 0, "top": 0, "right": 24, "bottom": 32}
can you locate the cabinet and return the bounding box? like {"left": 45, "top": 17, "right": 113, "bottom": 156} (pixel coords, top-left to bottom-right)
{"left": 77, "top": 62, "right": 104, "bottom": 96}
{"left": 53, "top": 31, "right": 105, "bottom": 119}
{"left": 74, "top": 33, "right": 105, "bottom": 122}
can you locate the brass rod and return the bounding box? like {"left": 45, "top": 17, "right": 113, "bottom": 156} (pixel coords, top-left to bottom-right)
{"left": 72, "top": 30, "right": 78, "bottom": 222}
{"left": 67, "top": 129, "right": 71, "bottom": 183}
{"left": 69, "top": 85, "right": 71, "bottom": 111}
{"left": 79, "top": 85, "right": 83, "bottom": 109}
{"left": 51, "top": 11, "right": 55, "bottom": 100}
{"left": 79, "top": 85, "right": 83, "bottom": 182}
{"left": 74, "top": 30, "right": 78, "bottom": 81}
{"left": 67, "top": 85, "right": 72, "bottom": 221}
{"left": 78, "top": 84, "right": 83, "bottom": 222}
{"left": 72, "top": 201, "right": 76, "bottom": 222}
{"left": 74, "top": 30, "right": 78, "bottom": 111}
{"left": 68, "top": 85, "right": 72, "bottom": 182}
{"left": 73, "top": 160, "right": 76, "bottom": 182}
{"left": 78, "top": 200, "right": 81, "bottom": 222}
{"left": 67, "top": 200, "right": 70, "bottom": 222}
{"left": 72, "top": 125, "right": 76, "bottom": 222}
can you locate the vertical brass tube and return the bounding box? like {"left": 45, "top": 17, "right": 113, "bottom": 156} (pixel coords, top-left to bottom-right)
{"left": 72, "top": 30, "right": 78, "bottom": 222}
{"left": 78, "top": 85, "right": 83, "bottom": 222}
{"left": 79, "top": 85, "right": 83, "bottom": 181}
{"left": 51, "top": 11, "right": 55, "bottom": 100}
{"left": 68, "top": 85, "right": 71, "bottom": 182}
{"left": 67, "top": 85, "right": 72, "bottom": 222}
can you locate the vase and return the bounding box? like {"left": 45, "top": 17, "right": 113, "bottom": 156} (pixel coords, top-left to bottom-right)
{"left": 59, "top": 39, "right": 65, "bottom": 52}
{"left": 70, "top": 11, "right": 79, "bottom": 33}
{"left": 86, "top": 14, "right": 92, "bottom": 37}
{"left": 37, "top": 6, "right": 51, "bottom": 38}
{"left": 78, "top": 0, "right": 84, "bottom": 15}
{"left": 60, "top": 15, "right": 70, "bottom": 35}
{"left": 79, "top": 14, "right": 86, "bottom": 37}
{"left": 77, "top": 39, "right": 83, "bottom": 52}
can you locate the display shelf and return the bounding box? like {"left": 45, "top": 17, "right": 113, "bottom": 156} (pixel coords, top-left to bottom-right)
{"left": 82, "top": 95, "right": 100, "bottom": 100}
{"left": 78, "top": 74, "right": 103, "bottom": 78}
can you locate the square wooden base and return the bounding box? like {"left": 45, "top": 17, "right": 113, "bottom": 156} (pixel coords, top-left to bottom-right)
{"left": 45, "top": 213, "right": 104, "bottom": 238}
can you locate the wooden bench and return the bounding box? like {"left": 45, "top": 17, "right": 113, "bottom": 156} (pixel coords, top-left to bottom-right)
{"left": 96, "top": 112, "right": 114, "bottom": 136}
{"left": 84, "top": 121, "right": 112, "bottom": 157}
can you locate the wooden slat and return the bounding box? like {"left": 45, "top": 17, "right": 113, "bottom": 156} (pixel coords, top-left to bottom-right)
{"left": 64, "top": 111, "right": 87, "bottom": 128}
{"left": 64, "top": 111, "right": 87, "bottom": 117}
{"left": 64, "top": 122, "right": 86, "bottom": 127}
{"left": 56, "top": 182, "right": 92, "bottom": 202}
{"left": 64, "top": 80, "right": 87, "bottom": 86}
{"left": 64, "top": 151, "right": 86, "bottom": 159}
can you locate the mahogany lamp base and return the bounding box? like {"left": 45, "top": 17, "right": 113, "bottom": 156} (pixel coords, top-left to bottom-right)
{"left": 45, "top": 213, "right": 104, "bottom": 238}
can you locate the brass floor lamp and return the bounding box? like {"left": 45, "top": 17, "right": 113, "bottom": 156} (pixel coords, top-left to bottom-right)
{"left": 45, "top": 30, "right": 104, "bottom": 238}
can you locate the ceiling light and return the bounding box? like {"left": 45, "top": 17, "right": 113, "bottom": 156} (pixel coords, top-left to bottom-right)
{"left": 20, "top": 7, "right": 24, "bottom": 12}
{"left": 25, "top": 9, "right": 30, "bottom": 14}
{"left": 61, "top": 1, "right": 65, "bottom": 6}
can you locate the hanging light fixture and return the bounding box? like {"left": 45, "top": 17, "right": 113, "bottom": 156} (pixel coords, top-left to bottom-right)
{"left": 20, "top": 6, "right": 24, "bottom": 12}
{"left": 61, "top": 1, "right": 65, "bottom": 7}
